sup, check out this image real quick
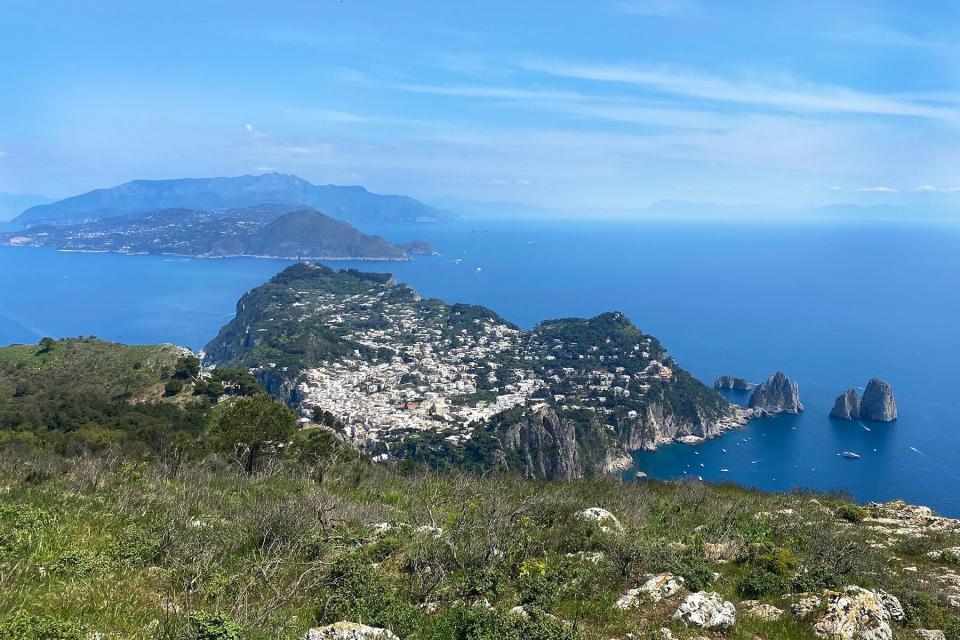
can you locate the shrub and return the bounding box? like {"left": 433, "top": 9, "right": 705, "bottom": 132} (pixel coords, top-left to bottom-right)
{"left": 164, "top": 378, "right": 185, "bottom": 397}
{"left": 189, "top": 611, "right": 243, "bottom": 640}
{"left": 835, "top": 504, "right": 868, "bottom": 523}
{"left": 0, "top": 614, "right": 84, "bottom": 640}
{"left": 319, "top": 555, "right": 421, "bottom": 637}
{"left": 426, "top": 604, "right": 577, "bottom": 640}
{"left": 737, "top": 567, "right": 786, "bottom": 597}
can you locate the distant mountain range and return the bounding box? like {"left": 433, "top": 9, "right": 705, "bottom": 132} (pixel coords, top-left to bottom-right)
{"left": 0, "top": 192, "right": 52, "bottom": 221}
{"left": 2, "top": 205, "right": 434, "bottom": 261}
{"left": 12, "top": 173, "right": 450, "bottom": 228}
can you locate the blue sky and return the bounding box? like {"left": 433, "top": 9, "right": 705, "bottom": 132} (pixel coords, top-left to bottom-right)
{"left": 1, "top": 0, "right": 958, "bottom": 211}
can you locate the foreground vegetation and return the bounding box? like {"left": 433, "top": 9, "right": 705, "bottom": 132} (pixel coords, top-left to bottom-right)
{"left": 2, "top": 338, "right": 959, "bottom": 639}
{"left": 1, "top": 449, "right": 959, "bottom": 640}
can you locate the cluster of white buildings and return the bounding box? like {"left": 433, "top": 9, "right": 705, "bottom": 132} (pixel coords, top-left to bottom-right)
{"left": 279, "top": 283, "right": 681, "bottom": 453}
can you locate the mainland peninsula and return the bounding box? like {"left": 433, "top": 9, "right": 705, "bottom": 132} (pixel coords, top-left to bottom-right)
{"left": 1, "top": 206, "right": 434, "bottom": 261}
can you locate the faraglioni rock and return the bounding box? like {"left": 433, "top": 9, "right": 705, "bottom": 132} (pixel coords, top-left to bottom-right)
{"left": 860, "top": 378, "right": 897, "bottom": 422}
{"left": 748, "top": 371, "right": 803, "bottom": 416}
{"left": 830, "top": 388, "right": 861, "bottom": 420}
{"left": 714, "top": 375, "right": 753, "bottom": 391}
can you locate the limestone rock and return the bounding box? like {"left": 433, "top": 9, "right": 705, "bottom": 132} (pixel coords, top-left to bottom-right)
{"left": 917, "top": 631, "right": 946, "bottom": 640}
{"left": 830, "top": 388, "right": 861, "bottom": 420}
{"left": 860, "top": 379, "right": 897, "bottom": 422}
{"left": 812, "top": 586, "right": 898, "bottom": 640}
{"left": 748, "top": 371, "right": 803, "bottom": 415}
{"left": 789, "top": 593, "right": 823, "bottom": 618}
{"left": 673, "top": 592, "right": 736, "bottom": 629}
{"left": 742, "top": 601, "right": 784, "bottom": 621}
{"left": 577, "top": 507, "right": 624, "bottom": 535}
{"left": 714, "top": 375, "right": 753, "bottom": 391}
{"left": 614, "top": 573, "right": 685, "bottom": 609}
{"left": 302, "top": 622, "right": 399, "bottom": 640}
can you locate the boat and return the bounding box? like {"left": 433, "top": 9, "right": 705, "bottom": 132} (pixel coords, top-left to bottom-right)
{"left": 720, "top": 468, "right": 729, "bottom": 473}
{"left": 839, "top": 451, "right": 861, "bottom": 459}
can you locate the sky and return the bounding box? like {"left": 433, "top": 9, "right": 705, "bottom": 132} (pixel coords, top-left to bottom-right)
{"left": 1, "top": 0, "right": 959, "bottom": 212}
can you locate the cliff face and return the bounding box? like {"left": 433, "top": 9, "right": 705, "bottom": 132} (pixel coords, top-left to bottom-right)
{"left": 616, "top": 401, "right": 750, "bottom": 451}
{"left": 861, "top": 379, "right": 897, "bottom": 422}
{"left": 748, "top": 371, "right": 803, "bottom": 416}
{"left": 830, "top": 388, "right": 861, "bottom": 420}
{"left": 502, "top": 406, "right": 590, "bottom": 479}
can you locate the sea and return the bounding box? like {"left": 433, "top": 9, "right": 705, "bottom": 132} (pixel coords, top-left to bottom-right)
{"left": 2, "top": 217, "right": 959, "bottom": 515}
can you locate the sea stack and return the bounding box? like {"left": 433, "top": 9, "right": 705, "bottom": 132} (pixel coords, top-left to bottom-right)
{"left": 714, "top": 375, "right": 753, "bottom": 391}
{"left": 748, "top": 371, "right": 803, "bottom": 416}
{"left": 830, "top": 388, "right": 861, "bottom": 420}
{"left": 860, "top": 378, "right": 897, "bottom": 422}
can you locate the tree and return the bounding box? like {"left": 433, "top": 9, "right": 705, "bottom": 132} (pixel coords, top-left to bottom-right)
{"left": 211, "top": 395, "right": 297, "bottom": 475}
{"left": 37, "top": 337, "right": 56, "bottom": 354}
{"left": 173, "top": 356, "right": 201, "bottom": 380}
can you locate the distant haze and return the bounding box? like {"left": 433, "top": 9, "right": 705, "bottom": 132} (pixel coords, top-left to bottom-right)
{"left": 0, "top": 2, "right": 957, "bottom": 216}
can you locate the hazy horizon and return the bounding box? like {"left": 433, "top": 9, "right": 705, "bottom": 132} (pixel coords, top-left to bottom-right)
{"left": 2, "top": 1, "right": 959, "bottom": 217}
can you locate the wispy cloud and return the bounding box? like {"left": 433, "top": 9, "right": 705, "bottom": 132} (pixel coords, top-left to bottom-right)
{"left": 859, "top": 186, "right": 897, "bottom": 192}
{"left": 914, "top": 185, "right": 960, "bottom": 193}
{"left": 521, "top": 60, "right": 960, "bottom": 122}
{"left": 612, "top": 0, "right": 702, "bottom": 17}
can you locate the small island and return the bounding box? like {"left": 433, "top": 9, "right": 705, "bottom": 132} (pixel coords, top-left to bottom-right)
{"left": 713, "top": 375, "right": 753, "bottom": 391}
{"left": 748, "top": 371, "right": 803, "bottom": 416}
{"left": 831, "top": 379, "right": 897, "bottom": 422}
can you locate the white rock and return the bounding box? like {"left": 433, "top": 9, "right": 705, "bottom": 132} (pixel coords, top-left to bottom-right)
{"left": 789, "top": 593, "right": 823, "bottom": 618}
{"left": 577, "top": 507, "right": 625, "bottom": 535}
{"left": 917, "top": 631, "right": 946, "bottom": 640}
{"left": 813, "top": 586, "right": 895, "bottom": 640}
{"left": 744, "top": 602, "right": 784, "bottom": 621}
{"left": 673, "top": 592, "right": 736, "bottom": 629}
{"left": 614, "top": 573, "right": 685, "bottom": 609}
{"left": 302, "top": 622, "right": 399, "bottom": 640}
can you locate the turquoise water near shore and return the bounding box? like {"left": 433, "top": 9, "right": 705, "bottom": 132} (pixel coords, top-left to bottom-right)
{"left": 2, "top": 218, "right": 959, "bottom": 514}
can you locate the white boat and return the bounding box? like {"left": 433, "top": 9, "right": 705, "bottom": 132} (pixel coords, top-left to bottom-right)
{"left": 839, "top": 451, "right": 861, "bottom": 459}
{"left": 720, "top": 468, "right": 729, "bottom": 473}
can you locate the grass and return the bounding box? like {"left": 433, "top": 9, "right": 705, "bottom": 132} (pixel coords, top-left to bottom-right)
{"left": 1, "top": 451, "right": 958, "bottom": 640}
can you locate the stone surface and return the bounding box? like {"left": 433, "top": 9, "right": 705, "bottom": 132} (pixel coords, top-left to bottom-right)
{"left": 748, "top": 371, "right": 803, "bottom": 415}
{"left": 860, "top": 379, "right": 897, "bottom": 422}
{"left": 830, "top": 388, "right": 861, "bottom": 420}
{"left": 917, "top": 631, "right": 946, "bottom": 640}
{"left": 673, "top": 592, "right": 736, "bottom": 629}
{"left": 813, "top": 586, "right": 897, "bottom": 640}
{"left": 577, "top": 507, "right": 625, "bottom": 535}
{"left": 302, "top": 622, "right": 400, "bottom": 640}
{"left": 789, "top": 594, "right": 823, "bottom": 618}
{"left": 614, "top": 573, "right": 685, "bottom": 608}
{"left": 714, "top": 375, "right": 753, "bottom": 391}
{"left": 742, "top": 601, "right": 784, "bottom": 621}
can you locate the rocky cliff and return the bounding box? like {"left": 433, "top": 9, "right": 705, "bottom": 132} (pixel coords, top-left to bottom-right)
{"left": 713, "top": 375, "right": 753, "bottom": 391}
{"left": 830, "top": 388, "right": 861, "bottom": 420}
{"left": 748, "top": 371, "right": 803, "bottom": 416}
{"left": 860, "top": 378, "right": 897, "bottom": 422}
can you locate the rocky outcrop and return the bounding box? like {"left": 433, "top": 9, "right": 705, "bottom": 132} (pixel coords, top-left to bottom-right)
{"left": 860, "top": 379, "right": 897, "bottom": 422}
{"left": 577, "top": 507, "right": 625, "bottom": 535}
{"left": 812, "top": 586, "right": 902, "bottom": 640}
{"left": 714, "top": 375, "right": 753, "bottom": 390}
{"left": 831, "top": 388, "right": 861, "bottom": 420}
{"left": 615, "top": 573, "right": 685, "bottom": 608}
{"left": 741, "top": 600, "right": 783, "bottom": 621}
{"left": 748, "top": 371, "right": 803, "bottom": 416}
{"left": 302, "top": 622, "right": 399, "bottom": 640}
{"left": 673, "top": 592, "right": 736, "bottom": 629}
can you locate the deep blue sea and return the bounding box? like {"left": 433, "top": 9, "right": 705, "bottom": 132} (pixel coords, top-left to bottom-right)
{"left": 2, "top": 218, "right": 959, "bottom": 515}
